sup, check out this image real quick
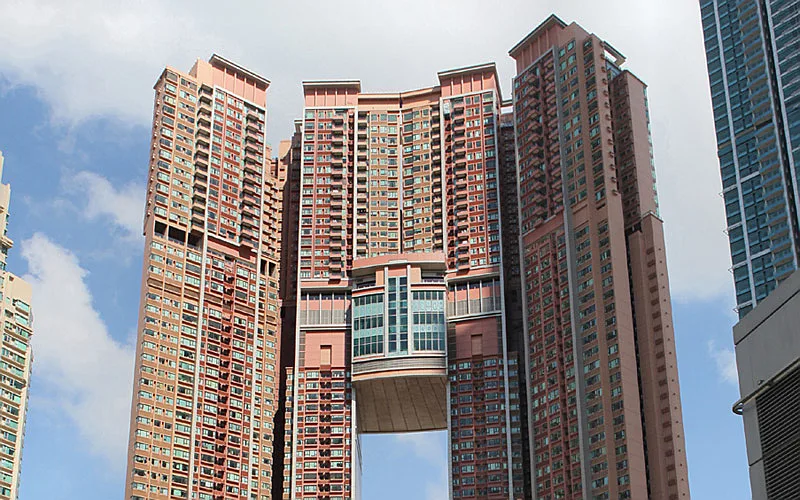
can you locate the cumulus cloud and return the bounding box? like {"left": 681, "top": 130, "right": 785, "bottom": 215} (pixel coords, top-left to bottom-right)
{"left": 1, "top": 0, "right": 731, "bottom": 300}
{"left": 708, "top": 340, "right": 739, "bottom": 386}
{"left": 66, "top": 171, "right": 144, "bottom": 239}
{"left": 0, "top": 0, "right": 223, "bottom": 127}
{"left": 21, "top": 233, "right": 135, "bottom": 466}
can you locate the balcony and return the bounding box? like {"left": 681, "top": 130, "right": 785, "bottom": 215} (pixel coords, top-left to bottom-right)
{"left": 246, "top": 107, "right": 260, "bottom": 120}
{"left": 242, "top": 181, "right": 258, "bottom": 196}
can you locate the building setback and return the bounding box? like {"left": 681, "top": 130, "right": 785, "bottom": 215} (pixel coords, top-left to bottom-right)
{"left": 699, "top": 0, "right": 800, "bottom": 317}
{"left": 124, "top": 14, "right": 690, "bottom": 500}
{"left": 508, "top": 16, "right": 689, "bottom": 499}
{"left": 0, "top": 152, "right": 34, "bottom": 500}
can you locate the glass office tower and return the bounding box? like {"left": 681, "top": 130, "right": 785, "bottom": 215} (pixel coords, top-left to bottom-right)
{"left": 700, "top": 0, "right": 800, "bottom": 316}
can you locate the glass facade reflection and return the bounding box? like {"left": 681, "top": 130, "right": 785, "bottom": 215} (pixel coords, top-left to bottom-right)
{"left": 387, "top": 276, "right": 409, "bottom": 355}
{"left": 411, "top": 290, "right": 445, "bottom": 351}
{"left": 352, "top": 277, "right": 446, "bottom": 359}
{"left": 353, "top": 293, "right": 384, "bottom": 356}
{"left": 701, "top": 0, "right": 800, "bottom": 316}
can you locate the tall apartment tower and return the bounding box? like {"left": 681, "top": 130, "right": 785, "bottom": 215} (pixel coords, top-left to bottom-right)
{"left": 700, "top": 0, "right": 800, "bottom": 317}
{"left": 0, "top": 152, "right": 33, "bottom": 500}
{"left": 507, "top": 16, "right": 690, "bottom": 499}
{"left": 124, "top": 56, "right": 290, "bottom": 500}
{"left": 284, "top": 67, "right": 525, "bottom": 500}
{"left": 126, "top": 15, "right": 691, "bottom": 500}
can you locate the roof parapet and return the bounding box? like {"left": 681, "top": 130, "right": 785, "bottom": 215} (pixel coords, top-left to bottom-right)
{"left": 437, "top": 62, "right": 498, "bottom": 80}
{"left": 602, "top": 41, "right": 626, "bottom": 67}
{"left": 209, "top": 54, "right": 270, "bottom": 88}
{"left": 302, "top": 80, "right": 362, "bottom": 92}
{"left": 508, "top": 14, "right": 568, "bottom": 57}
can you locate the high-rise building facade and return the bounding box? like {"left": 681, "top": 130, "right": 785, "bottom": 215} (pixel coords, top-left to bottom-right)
{"left": 124, "top": 56, "right": 290, "bottom": 500}
{"left": 125, "top": 15, "right": 690, "bottom": 500}
{"left": 700, "top": 0, "right": 800, "bottom": 317}
{"left": 0, "top": 152, "right": 34, "bottom": 500}
{"left": 508, "top": 16, "right": 690, "bottom": 499}
{"left": 701, "top": 3, "right": 800, "bottom": 497}
{"left": 284, "top": 68, "right": 525, "bottom": 500}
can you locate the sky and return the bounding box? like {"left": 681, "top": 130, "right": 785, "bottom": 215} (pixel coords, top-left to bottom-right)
{"left": 0, "top": 0, "right": 750, "bottom": 499}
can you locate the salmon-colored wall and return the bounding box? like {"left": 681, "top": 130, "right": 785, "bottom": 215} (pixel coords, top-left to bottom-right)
{"left": 303, "top": 330, "right": 348, "bottom": 368}
{"left": 399, "top": 88, "right": 440, "bottom": 106}
{"left": 304, "top": 86, "right": 359, "bottom": 107}
{"left": 453, "top": 317, "right": 500, "bottom": 358}
{"left": 357, "top": 95, "right": 401, "bottom": 109}
{"left": 439, "top": 70, "right": 498, "bottom": 99}
{"left": 192, "top": 58, "right": 267, "bottom": 106}
{"left": 511, "top": 22, "right": 588, "bottom": 72}
{"left": 353, "top": 251, "right": 446, "bottom": 270}
{"left": 623, "top": 73, "right": 659, "bottom": 218}
{"left": 387, "top": 267, "right": 407, "bottom": 278}
{"left": 447, "top": 265, "right": 501, "bottom": 280}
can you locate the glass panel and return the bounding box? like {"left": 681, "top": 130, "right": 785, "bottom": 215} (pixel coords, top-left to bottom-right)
{"left": 352, "top": 293, "right": 384, "bottom": 357}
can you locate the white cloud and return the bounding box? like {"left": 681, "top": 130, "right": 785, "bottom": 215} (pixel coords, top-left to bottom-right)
{"left": 1, "top": 0, "right": 732, "bottom": 300}
{"left": 708, "top": 340, "right": 739, "bottom": 386}
{"left": 393, "top": 432, "right": 445, "bottom": 463}
{"left": 394, "top": 432, "right": 448, "bottom": 499}
{"left": 0, "top": 0, "right": 224, "bottom": 127}
{"left": 21, "top": 233, "right": 135, "bottom": 467}
{"left": 66, "top": 171, "right": 144, "bottom": 239}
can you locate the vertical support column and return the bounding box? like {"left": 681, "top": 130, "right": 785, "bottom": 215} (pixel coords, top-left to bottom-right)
{"left": 290, "top": 327, "right": 354, "bottom": 499}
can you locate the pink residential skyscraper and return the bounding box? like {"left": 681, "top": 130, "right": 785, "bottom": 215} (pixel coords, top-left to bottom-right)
{"left": 124, "top": 15, "right": 690, "bottom": 500}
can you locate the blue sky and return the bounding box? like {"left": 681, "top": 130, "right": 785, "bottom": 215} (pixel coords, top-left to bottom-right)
{"left": 0, "top": 1, "right": 751, "bottom": 498}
